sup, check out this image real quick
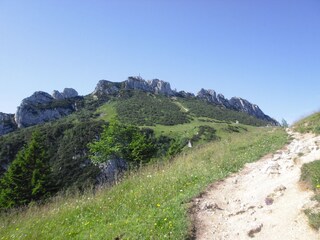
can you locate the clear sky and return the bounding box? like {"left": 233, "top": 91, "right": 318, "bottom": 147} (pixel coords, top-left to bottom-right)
{"left": 1, "top": 0, "right": 319, "bottom": 124}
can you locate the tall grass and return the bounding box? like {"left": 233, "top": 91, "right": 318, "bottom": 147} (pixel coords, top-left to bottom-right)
{"left": 0, "top": 127, "right": 287, "bottom": 239}
{"left": 301, "top": 160, "right": 320, "bottom": 230}
{"left": 293, "top": 112, "right": 320, "bottom": 134}
{"left": 296, "top": 112, "right": 320, "bottom": 229}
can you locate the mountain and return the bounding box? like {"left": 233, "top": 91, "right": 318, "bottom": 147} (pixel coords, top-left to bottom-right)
{"left": 0, "top": 76, "right": 278, "bottom": 136}
{"left": 0, "top": 76, "right": 282, "bottom": 209}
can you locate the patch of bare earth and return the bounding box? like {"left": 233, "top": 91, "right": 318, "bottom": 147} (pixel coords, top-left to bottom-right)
{"left": 190, "top": 130, "right": 320, "bottom": 239}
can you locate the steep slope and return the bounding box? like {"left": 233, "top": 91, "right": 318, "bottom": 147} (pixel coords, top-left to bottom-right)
{"left": 0, "top": 126, "right": 287, "bottom": 239}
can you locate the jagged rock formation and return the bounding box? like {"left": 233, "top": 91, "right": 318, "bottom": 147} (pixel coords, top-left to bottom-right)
{"left": 93, "top": 76, "right": 176, "bottom": 97}
{"left": 92, "top": 77, "right": 277, "bottom": 126}
{"left": 0, "top": 112, "right": 17, "bottom": 135}
{"left": 229, "top": 97, "right": 268, "bottom": 120}
{"left": 0, "top": 77, "right": 278, "bottom": 137}
{"left": 92, "top": 80, "right": 121, "bottom": 97}
{"left": 196, "top": 88, "right": 278, "bottom": 125}
{"left": 52, "top": 88, "right": 78, "bottom": 100}
{"left": 15, "top": 90, "right": 79, "bottom": 128}
{"left": 124, "top": 76, "right": 175, "bottom": 96}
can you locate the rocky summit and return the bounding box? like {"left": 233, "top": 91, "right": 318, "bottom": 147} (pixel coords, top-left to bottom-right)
{"left": 0, "top": 76, "right": 278, "bottom": 136}
{"left": 15, "top": 89, "right": 79, "bottom": 128}
{"left": 197, "top": 89, "right": 278, "bottom": 125}
{"left": 93, "top": 76, "right": 278, "bottom": 125}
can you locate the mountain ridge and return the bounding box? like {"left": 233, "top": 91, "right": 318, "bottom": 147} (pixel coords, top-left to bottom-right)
{"left": 0, "top": 76, "right": 278, "bottom": 136}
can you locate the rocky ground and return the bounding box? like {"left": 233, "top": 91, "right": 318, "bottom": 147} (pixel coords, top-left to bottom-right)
{"left": 191, "top": 130, "right": 320, "bottom": 239}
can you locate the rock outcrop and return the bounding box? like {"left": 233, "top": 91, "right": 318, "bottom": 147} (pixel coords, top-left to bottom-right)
{"left": 0, "top": 112, "right": 17, "bottom": 135}
{"left": 52, "top": 88, "right": 78, "bottom": 100}
{"left": 15, "top": 91, "right": 78, "bottom": 128}
{"left": 92, "top": 76, "right": 175, "bottom": 98}
{"left": 92, "top": 80, "right": 121, "bottom": 97}
{"left": 0, "top": 76, "right": 278, "bottom": 136}
{"left": 92, "top": 77, "right": 278, "bottom": 125}
{"left": 96, "top": 158, "right": 128, "bottom": 186}
{"left": 197, "top": 89, "right": 278, "bottom": 125}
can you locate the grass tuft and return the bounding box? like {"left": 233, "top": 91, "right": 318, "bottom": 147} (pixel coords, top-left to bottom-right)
{"left": 300, "top": 160, "right": 320, "bottom": 230}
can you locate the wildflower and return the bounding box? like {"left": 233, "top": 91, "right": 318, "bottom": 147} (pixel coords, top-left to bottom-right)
{"left": 156, "top": 203, "right": 161, "bottom": 207}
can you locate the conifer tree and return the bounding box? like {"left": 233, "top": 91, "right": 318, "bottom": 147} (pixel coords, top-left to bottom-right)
{"left": 0, "top": 131, "right": 51, "bottom": 209}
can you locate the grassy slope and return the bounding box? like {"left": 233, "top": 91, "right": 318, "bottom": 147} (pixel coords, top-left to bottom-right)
{"left": 295, "top": 111, "right": 320, "bottom": 229}
{"left": 0, "top": 127, "right": 287, "bottom": 239}
{"left": 293, "top": 112, "right": 320, "bottom": 134}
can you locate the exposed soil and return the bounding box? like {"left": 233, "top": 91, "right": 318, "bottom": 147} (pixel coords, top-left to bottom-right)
{"left": 190, "top": 130, "right": 320, "bottom": 239}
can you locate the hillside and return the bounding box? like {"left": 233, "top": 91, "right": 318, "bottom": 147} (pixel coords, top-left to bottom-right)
{"left": 0, "top": 77, "right": 279, "bottom": 193}
{"left": 0, "top": 76, "right": 286, "bottom": 238}
{"left": 0, "top": 76, "right": 278, "bottom": 137}
{"left": 0, "top": 126, "right": 287, "bottom": 239}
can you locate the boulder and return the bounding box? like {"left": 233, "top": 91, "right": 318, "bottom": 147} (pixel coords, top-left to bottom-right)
{"left": 96, "top": 158, "right": 128, "bottom": 186}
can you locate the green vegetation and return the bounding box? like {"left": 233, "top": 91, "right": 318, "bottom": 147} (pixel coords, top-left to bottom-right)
{"left": 0, "top": 131, "right": 51, "bottom": 209}
{"left": 296, "top": 111, "right": 320, "bottom": 229}
{"left": 115, "top": 91, "right": 189, "bottom": 126}
{"left": 0, "top": 88, "right": 285, "bottom": 238}
{"left": 300, "top": 160, "right": 320, "bottom": 229}
{"left": 96, "top": 101, "right": 117, "bottom": 121}
{"left": 293, "top": 112, "right": 320, "bottom": 134}
{"left": 0, "top": 119, "right": 104, "bottom": 194}
{"left": 0, "top": 127, "right": 287, "bottom": 239}
{"left": 88, "top": 120, "right": 156, "bottom": 166}
{"left": 180, "top": 98, "right": 270, "bottom": 126}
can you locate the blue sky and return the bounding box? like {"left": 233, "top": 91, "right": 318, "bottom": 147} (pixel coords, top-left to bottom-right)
{"left": 1, "top": 0, "right": 319, "bottom": 124}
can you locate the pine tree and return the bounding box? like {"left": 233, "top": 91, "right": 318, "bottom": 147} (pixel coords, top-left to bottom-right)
{"left": 0, "top": 131, "right": 51, "bottom": 209}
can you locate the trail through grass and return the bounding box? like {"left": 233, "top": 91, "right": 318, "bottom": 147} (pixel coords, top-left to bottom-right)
{"left": 0, "top": 127, "right": 287, "bottom": 239}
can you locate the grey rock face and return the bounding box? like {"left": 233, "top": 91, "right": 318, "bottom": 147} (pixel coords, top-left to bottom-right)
{"left": 0, "top": 112, "right": 17, "bottom": 136}
{"left": 52, "top": 88, "right": 78, "bottom": 99}
{"left": 229, "top": 97, "right": 265, "bottom": 118}
{"left": 96, "top": 158, "right": 128, "bottom": 186}
{"left": 148, "top": 79, "right": 175, "bottom": 96}
{"left": 92, "top": 80, "right": 121, "bottom": 97}
{"left": 217, "top": 94, "right": 231, "bottom": 108}
{"left": 197, "top": 89, "right": 278, "bottom": 125}
{"left": 62, "top": 88, "right": 78, "bottom": 98}
{"left": 52, "top": 90, "right": 64, "bottom": 100}
{"left": 124, "top": 76, "right": 152, "bottom": 92}
{"left": 15, "top": 91, "right": 76, "bottom": 128}
{"left": 229, "top": 97, "right": 278, "bottom": 125}
{"left": 177, "top": 91, "right": 195, "bottom": 98}
{"left": 197, "top": 89, "right": 219, "bottom": 104}
{"left": 93, "top": 77, "right": 175, "bottom": 97}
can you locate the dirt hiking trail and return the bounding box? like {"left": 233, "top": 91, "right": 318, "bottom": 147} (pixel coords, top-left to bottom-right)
{"left": 191, "top": 130, "right": 320, "bottom": 239}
